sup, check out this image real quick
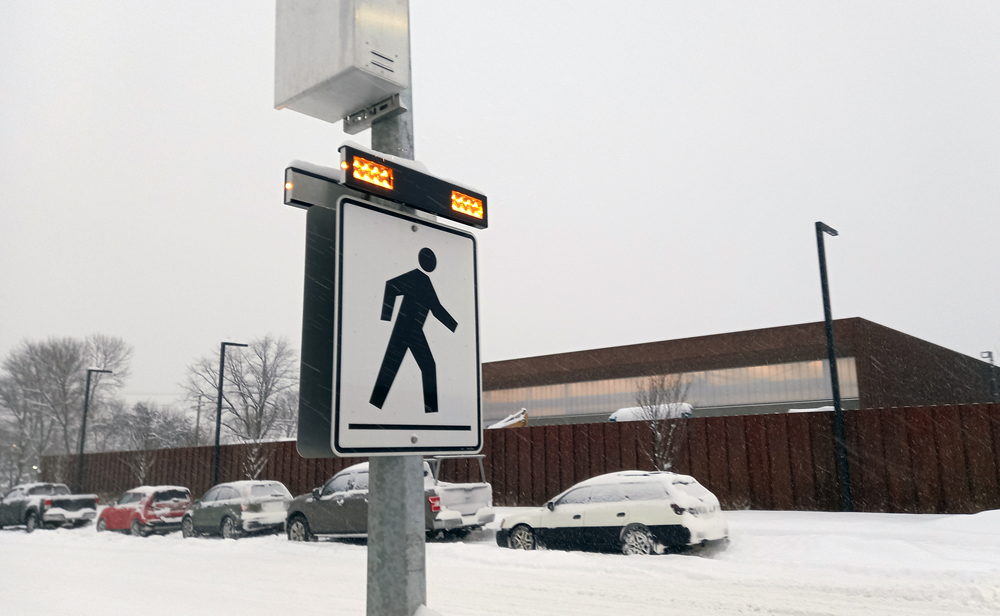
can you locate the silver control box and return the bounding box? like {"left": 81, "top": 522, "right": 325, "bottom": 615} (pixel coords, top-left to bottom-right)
{"left": 275, "top": 0, "right": 410, "bottom": 124}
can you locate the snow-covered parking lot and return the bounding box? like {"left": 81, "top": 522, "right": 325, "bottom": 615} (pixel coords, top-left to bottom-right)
{"left": 2, "top": 508, "right": 999, "bottom": 615}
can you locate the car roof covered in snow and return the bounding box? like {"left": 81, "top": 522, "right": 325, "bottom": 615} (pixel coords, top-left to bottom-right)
{"left": 335, "top": 461, "right": 433, "bottom": 476}
{"left": 124, "top": 485, "right": 189, "bottom": 495}
{"left": 217, "top": 480, "right": 288, "bottom": 491}
{"left": 571, "top": 470, "right": 700, "bottom": 488}
{"left": 11, "top": 482, "right": 69, "bottom": 491}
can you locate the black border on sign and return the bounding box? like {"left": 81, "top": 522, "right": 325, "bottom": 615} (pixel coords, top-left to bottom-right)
{"left": 333, "top": 197, "right": 483, "bottom": 455}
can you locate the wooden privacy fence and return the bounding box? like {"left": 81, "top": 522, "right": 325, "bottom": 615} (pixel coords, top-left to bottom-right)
{"left": 42, "top": 403, "right": 1000, "bottom": 514}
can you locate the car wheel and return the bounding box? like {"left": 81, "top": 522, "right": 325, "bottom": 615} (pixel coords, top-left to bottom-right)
{"left": 130, "top": 519, "right": 146, "bottom": 538}
{"left": 181, "top": 516, "right": 196, "bottom": 538}
{"left": 96, "top": 518, "right": 107, "bottom": 532}
{"left": 221, "top": 516, "right": 240, "bottom": 540}
{"left": 509, "top": 524, "right": 535, "bottom": 550}
{"left": 621, "top": 523, "right": 655, "bottom": 556}
{"left": 287, "top": 516, "right": 313, "bottom": 542}
{"left": 24, "top": 512, "right": 37, "bottom": 534}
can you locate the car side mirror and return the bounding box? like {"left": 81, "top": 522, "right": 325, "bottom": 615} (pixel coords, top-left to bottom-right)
{"left": 312, "top": 488, "right": 321, "bottom": 499}
{"left": 546, "top": 501, "right": 555, "bottom": 511}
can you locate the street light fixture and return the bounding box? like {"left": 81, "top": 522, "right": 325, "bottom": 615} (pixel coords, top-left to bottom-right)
{"left": 213, "top": 341, "right": 248, "bottom": 486}
{"left": 77, "top": 368, "right": 112, "bottom": 492}
{"left": 982, "top": 351, "right": 998, "bottom": 403}
{"left": 815, "top": 221, "right": 853, "bottom": 512}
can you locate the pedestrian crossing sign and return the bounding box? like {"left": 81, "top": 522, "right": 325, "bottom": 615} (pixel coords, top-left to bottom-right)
{"left": 332, "top": 197, "right": 482, "bottom": 455}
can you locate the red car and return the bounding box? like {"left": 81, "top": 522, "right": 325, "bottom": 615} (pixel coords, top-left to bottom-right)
{"left": 97, "top": 486, "right": 191, "bottom": 536}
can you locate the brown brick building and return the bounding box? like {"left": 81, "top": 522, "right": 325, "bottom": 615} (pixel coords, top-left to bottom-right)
{"left": 482, "top": 318, "right": 999, "bottom": 425}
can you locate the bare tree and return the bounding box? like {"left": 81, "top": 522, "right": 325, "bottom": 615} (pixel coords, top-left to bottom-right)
{"left": 184, "top": 335, "right": 298, "bottom": 479}
{"left": 0, "top": 335, "right": 131, "bottom": 484}
{"left": 97, "top": 401, "right": 194, "bottom": 484}
{"left": 634, "top": 373, "right": 691, "bottom": 471}
{"left": 0, "top": 375, "right": 57, "bottom": 487}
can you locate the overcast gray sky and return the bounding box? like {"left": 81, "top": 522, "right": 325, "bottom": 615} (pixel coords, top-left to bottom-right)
{"left": 2, "top": 1, "right": 998, "bottom": 409}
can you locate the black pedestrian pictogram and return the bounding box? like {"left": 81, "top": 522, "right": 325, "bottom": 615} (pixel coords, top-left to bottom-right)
{"left": 369, "top": 248, "right": 458, "bottom": 413}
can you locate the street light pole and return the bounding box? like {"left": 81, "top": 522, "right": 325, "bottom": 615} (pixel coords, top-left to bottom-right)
{"left": 213, "top": 341, "right": 247, "bottom": 487}
{"left": 815, "top": 221, "right": 852, "bottom": 512}
{"left": 77, "top": 368, "right": 112, "bottom": 492}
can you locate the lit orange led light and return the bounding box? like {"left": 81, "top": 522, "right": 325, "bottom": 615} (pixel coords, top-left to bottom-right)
{"left": 284, "top": 182, "right": 293, "bottom": 190}
{"left": 352, "top": 156, "right": 394, "bottom": 190}
{"left": 451, "top": 191, "right": 483, "bottom": 219}
{"left": 341, "top": 161, "right": 349, "bottom": 170}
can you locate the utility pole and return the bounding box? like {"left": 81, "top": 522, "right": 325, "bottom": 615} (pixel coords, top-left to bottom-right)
{"left": 213, "top": 341, "right": 247, "bottom": 486}
{"left": 815, "top": 221, "right": 852, "bottom": 512}
{"left": 77, "top": 368, "right": 112, "bottom": 492}
{"left": 195, "top": 395, "right": 203, "bottom": 445}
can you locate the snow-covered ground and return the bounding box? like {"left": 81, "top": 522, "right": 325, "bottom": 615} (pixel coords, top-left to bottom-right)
{"left": 2, "top": 508, "right": 999, "bottom": 615}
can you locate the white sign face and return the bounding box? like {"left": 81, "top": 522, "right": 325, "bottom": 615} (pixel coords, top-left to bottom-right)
{"left": 333, "top": 198, "right": 481, "bottom": 455}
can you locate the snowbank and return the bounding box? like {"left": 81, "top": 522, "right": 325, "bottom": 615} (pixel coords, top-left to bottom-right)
{"left": 2, "top": 509, "right": 999, "bottom": 615}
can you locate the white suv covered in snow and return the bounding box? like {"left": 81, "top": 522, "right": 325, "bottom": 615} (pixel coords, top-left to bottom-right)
{"left": 496, "top": 470, "right": 728, "bottom": 555}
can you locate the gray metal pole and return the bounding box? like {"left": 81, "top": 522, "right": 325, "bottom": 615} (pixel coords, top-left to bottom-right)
{"left": 367, "top": 12, "right": 426, "bottom": 612}
{"left": 815, "top": 221, "right": 853, "bottom": 512}
{"left": 76, "top": 368, "right": 111, "bottom": 492}
{"left": 367, "top": 455, "right": 427, "bottom": 616}
{"left": 213, "top": 342, "right": 247, "bottom": 486}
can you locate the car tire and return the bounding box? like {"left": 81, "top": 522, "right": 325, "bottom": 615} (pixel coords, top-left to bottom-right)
{"left": 509, "top": 524, "right": 536, "bottom": 550}
{"left": 181, "top": 516, "right": 196, "bottom": 538}
{"left": 621, "top": 523, "right": 655, "bottom": 556}
{"left": 96, "top": 518, "right": 107, "bottom": 532}
{"left": 24, "top": 511, "right": 38, "bottom": 534}
{"left": 221, "top": 516, "right": 240, "bottom": 540}
{"left": 130, "top": 519, "right": 146, "bottom": 538}
{"left": 287, "top": 516, "right": 313, "bottom": 542}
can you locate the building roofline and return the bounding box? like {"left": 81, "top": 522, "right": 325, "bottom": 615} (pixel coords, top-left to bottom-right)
{"left": 483, "top": 317, "right": 879, "bottom": 390}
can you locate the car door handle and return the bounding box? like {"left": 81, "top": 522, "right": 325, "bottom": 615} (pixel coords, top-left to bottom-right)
{"left": 616, "top": 512, "right": 626, "bottom": 517}
{"left": 573, "top": 515, "right": 581, "bottom": 520}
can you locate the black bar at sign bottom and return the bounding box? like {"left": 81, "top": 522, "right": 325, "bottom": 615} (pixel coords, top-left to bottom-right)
{"left": 348, "top": 424, "right": 472, "bottom": 431}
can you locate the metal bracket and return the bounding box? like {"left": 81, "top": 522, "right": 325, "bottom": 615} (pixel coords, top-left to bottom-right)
{"left": 342, "top": 93, "right": 407, "bottom": 135}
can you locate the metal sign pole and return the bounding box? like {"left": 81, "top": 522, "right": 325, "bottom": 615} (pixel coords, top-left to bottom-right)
{"left": 367, "top": 80, "right": 427, "bottom": 616}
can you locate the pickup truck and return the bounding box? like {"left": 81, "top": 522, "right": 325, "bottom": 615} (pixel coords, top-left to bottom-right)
{"left": 286, "top": 455, "right": 494, "bottom": 542}
{"left": 0, "top": 482, "right": 98, "bottom": 532}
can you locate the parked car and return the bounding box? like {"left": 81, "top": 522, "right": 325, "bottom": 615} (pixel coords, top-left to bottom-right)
{"left": 181, "top": 480, "right": 291, "bottom": 539}
{"left": 96, "top": 485, "right": 191, "bottom": 536}
{"left": 0, "top": 482, "right": 98, "bottom": 532}
{"left": 496, "top": 470, "right": 728, "bottom": 555}
{"left": 608, "top": 403, "right": 693, "bottom": 422}
{"left": 286, "top": 455, "right": 495, "bottom": 542}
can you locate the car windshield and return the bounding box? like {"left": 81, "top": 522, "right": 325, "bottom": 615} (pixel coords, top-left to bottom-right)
{"left": 27, "top": 484, "right": 69, "bottom": 496}
{"left": 670, "top": 478, "right": 712, "bottom": 499}
{"left": 250, "top": 483, "right": 290, "bottom": 499}
{"left": 119, "top": 492, "right": 144, "bottom": 504}
{"left": 351, "top": 472, "right": 369, "bottom": 491}
{"left": 153, "top": 489, "right": 188, "bottom": 502}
